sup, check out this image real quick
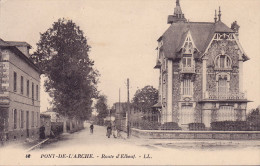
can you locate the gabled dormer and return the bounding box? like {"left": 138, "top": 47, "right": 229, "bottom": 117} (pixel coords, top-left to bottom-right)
{"left": 180, "top": 31, "right": 197, "bottom": 73}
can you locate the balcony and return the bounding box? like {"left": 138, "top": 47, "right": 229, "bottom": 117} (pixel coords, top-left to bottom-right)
{"left": 0, "top": 96, "right": 10, "bottom": 105}
{"left": 203, "top": 91, "right": 247, "bottom": 100}
{"left": 180, "top": 64, "right": 195, "bottom": 73}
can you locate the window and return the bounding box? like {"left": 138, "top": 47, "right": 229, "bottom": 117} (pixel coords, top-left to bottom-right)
{"left": 21, "top": 76, "right": 24, "bottom": 94}
{"left": 32, "top": 83, "right": 34, "bottom": 100}
{"left": 21, "top": 110, "right": 24, "bottom": 129}
{"left": 182, "top": 79, "right": 192, "bottom": 96}
{"left": 183, "top": 36, "right": 193, "bottom": 54}
{"left": 14, "top": 109, "right": 17, "bottom": 129}
{"left": 36, "top": 85, "right": 39, "bottom": 100}
{"left": 182, "top": 54, "right": 192, "bottom": 67}
{"left": 215, "top": 54, "right": 232, "bottom": 68}
{"left": 27, "top": 80, "right": 29, "bottom": 97}
{"left": 218, "top": 78, "right": 228, "bottom": 96}
{"left": 13, "top": 72, "right": 17, "bottom": 92}
{"left": 31, "top": 111, "right": 34, "bottom": 127}
{"left": 218, "top": 106, "right": 235, "bottom": 121}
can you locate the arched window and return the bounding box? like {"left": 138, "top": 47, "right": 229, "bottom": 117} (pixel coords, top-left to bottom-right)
{"left": 215, "top": 54, "right": 232, "bottom": 69}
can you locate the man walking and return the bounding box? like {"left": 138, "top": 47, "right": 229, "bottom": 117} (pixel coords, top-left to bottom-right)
{"left": 90, "top": 124, "right": 94, "bottom": 134}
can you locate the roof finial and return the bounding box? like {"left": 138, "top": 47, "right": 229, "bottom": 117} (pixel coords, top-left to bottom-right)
{"left": 218, "top": 6, "right": 221, "bottom": 21}
{"left": 214, "top": 10, "right": 217, "bottom": 23}
{"left": 176, "top": 0, "right": 180, "bottom": 6}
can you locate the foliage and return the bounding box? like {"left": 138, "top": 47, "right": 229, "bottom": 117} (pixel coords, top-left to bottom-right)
{"left": 247, "top": 107, "right": 260, "bottom": 131}
{"left": 188, "top": 123, "right": 205, "bottom": 131}
{"left": 160, "top": 122, "right": 181, "bottom": 130}
{"left": 210, "top": 121, "right": 249, "bottom": 131}
{"left": 132, "top": 85, "right": 158, "bottom": 112}
{"left": 31, "top": 18, "right": 99, "bottom": 120}
{"left": 138, "top": 121, "right": 160, "bottom": 130}
{"left": 95, "top": 95, "right": 109, "bottom": 119}
{"left": 51, "top": 122, "right": 63, "bottom": 136}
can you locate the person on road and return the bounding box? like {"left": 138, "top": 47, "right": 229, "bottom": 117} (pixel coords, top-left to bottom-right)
{"left": 106, "top": 125, "right": 112, "bottom": 138}
{"left": 90, "top": 124, "right": 94, "bottom": 134}
{"left": 39, "top": 125, "right": 45, "bottom": 139}
{"left": 112, "top": 126, "right": 117, "bottom": 138}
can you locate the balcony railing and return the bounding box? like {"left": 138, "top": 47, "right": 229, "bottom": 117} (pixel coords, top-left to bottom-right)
{"left": 203, "top": 91, "right": 247, "bottom": 100}
{"left": 0, "top": 96, "right": 10, "bottom": 105}
{"left": 180, "top": 64, "right": 195, "bottom": 73}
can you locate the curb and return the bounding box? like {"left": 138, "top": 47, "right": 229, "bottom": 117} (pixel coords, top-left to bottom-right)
{"left": 26, "top": 138, "right": 49, "bottom": 152}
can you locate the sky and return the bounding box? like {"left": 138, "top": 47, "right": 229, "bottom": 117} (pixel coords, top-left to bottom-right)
{"left": 0, "top": 0, "right": 259, "bottom": 112}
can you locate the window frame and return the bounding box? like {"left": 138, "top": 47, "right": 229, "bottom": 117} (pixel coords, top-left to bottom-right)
{"left": 215, "top": 54, "right": 232, "bottom": 69}
{"left": 20, "top": 76, "right": 24, "bottom": 94}
{"left": 13, "top": 72, "right": 17, "bottom": 92}
{"left": 182, "top": 78, "right": 193, "bottom": 96}
{"left": 13, "top": 109, "right": 17, "bottom": 129}
{"left": 27, "top": 80, "right": 29, "bottom": 97}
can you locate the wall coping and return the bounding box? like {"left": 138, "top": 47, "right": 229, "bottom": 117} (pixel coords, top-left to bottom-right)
{"left": 131, "top": 128, "right": 260, "bottom": 134}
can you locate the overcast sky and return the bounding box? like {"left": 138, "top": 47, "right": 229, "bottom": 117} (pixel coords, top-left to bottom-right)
{"left": 0, "top": 0, "right": 259, "bottom": 112}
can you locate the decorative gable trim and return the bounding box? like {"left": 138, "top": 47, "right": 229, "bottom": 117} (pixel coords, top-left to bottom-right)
{"left": 180, "top": 31, "right": 198, "bottom": 54}
{"left": 233, "top": 35, "right": 249, "bottom": 61}
{"left": 202, "top": 33, "right": 248, "bottom": 61}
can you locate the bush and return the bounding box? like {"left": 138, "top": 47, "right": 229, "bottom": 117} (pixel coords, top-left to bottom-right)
{"left": 138, "top": 121, "right": 160, "bottom": 130}
{"left": 160, "top": 122, "right": 181, "bottom": 130}
{"left": 51, "top": 122, "right": 63, "bottom": 135}
{"left": 210, "top": 121, "right": 249, "bottom": 131}
{"left": 188, "top": 123, "right": 205, "bottom": 131}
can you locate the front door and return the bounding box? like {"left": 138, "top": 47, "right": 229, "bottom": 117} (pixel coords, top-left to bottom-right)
{"left": 179, "top": 105, "right": 194, "bottom": 129}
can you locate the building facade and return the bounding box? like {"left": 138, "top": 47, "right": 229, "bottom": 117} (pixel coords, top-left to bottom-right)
{"left": 0, "top": 38, "right": 41, "bottom": 142}
{"left": 154, "top": 0, "right": 250, "bottom": 129}
{"left": 113, "top": 102, "right": 127, "bottom": 131}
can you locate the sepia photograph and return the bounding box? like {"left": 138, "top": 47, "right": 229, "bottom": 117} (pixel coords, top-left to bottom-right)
{"left": 0, "top": 0, "right": 260, "bottom": 165}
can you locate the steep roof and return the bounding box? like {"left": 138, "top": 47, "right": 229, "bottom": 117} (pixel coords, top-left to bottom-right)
{"left": 160, "top": 21, "right": 234, "bottom": 59}
{"left": 0, "top": 38, "right": 10, "bottom": 47}
{"left": 0, "top": 38, "right": 40, "bottom": 73}
{"left": 7, "top": 41, "right": 32, "bottom": 48}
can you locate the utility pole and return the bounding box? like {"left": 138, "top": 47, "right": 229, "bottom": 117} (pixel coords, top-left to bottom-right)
{"left": 119, "top": 88, "right": 121, "bottom": 130}
{"left": 127, "top": 78, "right": 130, "bottom": 138}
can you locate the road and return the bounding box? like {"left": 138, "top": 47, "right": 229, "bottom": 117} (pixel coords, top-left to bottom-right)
{"left": 0, "top": 123, "right": 260, "bottom": 165}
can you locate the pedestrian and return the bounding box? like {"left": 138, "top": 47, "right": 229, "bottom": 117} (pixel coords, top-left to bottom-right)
{"left": 39, "top": 125, "right": 45, "bottom": 139}
{"left": 106, "top": 125, "right": 112, "bottom": 138}
{"left": 90, "top": 124, "right": 94, "bottom": 134}
{"left": 112, "top": 126, "right": 117, "bottom": 138}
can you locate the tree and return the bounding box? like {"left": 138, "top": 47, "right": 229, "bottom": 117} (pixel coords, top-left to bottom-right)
{"left": 132, "top": 85, "right": 158, "bottom": 112}
{"left": 31, "top": 18, "right": 99, "bottom": 120}
{"left": 95, "top": 95, "right": 109, "bottom": 125}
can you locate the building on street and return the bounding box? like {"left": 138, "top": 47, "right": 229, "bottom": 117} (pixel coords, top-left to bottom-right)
{"left": 154, "top": 0, "right": 250, "bottom": 129}
{"left": 113, "top": 102, "right": 127, "bottom": 131}
{"left": 0, "top": 38, "right": 41, "bottom": 142}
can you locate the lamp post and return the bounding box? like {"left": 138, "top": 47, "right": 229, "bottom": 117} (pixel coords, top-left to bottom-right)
{"left": 127, "top": 78, "right": 130, "bottom": 138}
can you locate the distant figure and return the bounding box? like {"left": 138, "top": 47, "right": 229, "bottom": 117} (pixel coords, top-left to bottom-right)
{"left": 112, "top": 126, "right": 118, "bottom": 138}
{"left": 39, "top": 125, "right": 45, "bottom": 139}
{"left": 90, "top": 124, "right": 94, "bottom": 134}
{"left": 106, "top": 125, "right": 112, "bottom": 138}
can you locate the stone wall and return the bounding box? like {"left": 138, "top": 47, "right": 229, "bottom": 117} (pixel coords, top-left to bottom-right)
{"left": 131, "top": 128, "right": 260, "bottom": 140}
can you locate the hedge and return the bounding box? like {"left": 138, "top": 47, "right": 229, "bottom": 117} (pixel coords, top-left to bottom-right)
{"left": 188, "top": 123, "right": 206, "bottom": 131}
{"left": 211, "top": 121, "right": 248, "bottom": 131}
{"left": 160, "top": 122, "right": 181, "bottom": 130}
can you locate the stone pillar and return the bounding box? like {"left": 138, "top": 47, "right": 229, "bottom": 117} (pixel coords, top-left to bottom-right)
{"left": 167, "top": 60, "right": 173, "bottom": 122}
{"left": 202, "top": 57, "right": 207, "bottom": 98}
